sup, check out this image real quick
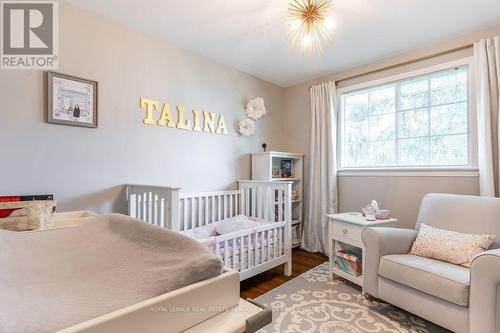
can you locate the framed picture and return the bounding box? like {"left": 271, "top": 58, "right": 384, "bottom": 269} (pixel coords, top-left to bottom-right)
{"left": 47, "top": 71, "right": 98, "bottom": 128}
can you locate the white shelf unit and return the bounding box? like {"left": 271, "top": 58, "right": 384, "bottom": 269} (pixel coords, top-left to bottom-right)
{"left": 251, "top": 151, "right": 304, "bottom": 248}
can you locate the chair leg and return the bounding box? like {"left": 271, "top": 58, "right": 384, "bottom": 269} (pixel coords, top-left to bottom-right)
{"left": 363, "top": 293, "right": 375, "bottom": 301}
{"left": 363, "top": 293, "right": 386, "bottom": 303}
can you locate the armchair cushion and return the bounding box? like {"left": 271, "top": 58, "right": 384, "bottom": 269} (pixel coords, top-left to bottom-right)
{"left": 379, "top": 254, "right": 470, "bottom": 306}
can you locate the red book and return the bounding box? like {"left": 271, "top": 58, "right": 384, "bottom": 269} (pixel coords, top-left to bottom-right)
{"left": 0, "top": 196, "right": 21, "bottom": 202}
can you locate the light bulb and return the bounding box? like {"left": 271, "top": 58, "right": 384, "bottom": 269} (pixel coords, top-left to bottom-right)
{"left": 302, "top": 34, "right": 312, "bottom": 46}
{"left": 324, "top": 18, "right": 335, "bottom": 30}
{"left": 291, "top": 19, "right": 302, "bottom": 29}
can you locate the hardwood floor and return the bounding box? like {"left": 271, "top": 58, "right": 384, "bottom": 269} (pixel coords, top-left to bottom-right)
{"left": 240, "top": 249, "right": 328, "bottom": 299}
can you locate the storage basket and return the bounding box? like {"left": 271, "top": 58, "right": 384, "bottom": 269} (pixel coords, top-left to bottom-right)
{"left": 335, "top": 249, "right": 362, "bottom": 277}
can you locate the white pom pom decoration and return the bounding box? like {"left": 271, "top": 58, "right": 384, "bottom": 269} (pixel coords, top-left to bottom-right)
{"left": 238, "top": 118, "right": 256, "bottom": 136}
{"left": 245, "top": 97, "right": 266, "bottom": 120}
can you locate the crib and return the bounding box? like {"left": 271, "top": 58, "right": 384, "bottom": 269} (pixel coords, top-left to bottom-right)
{"left": 125, "top": 181, "right": 292, "bottom": 280}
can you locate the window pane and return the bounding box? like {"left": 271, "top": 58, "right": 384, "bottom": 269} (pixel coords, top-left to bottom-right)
{"left": 430, "top": 69, "right": 468, "bottom": 106}
{"left": 400, "top": 79, "right": 429, "bottom": 110}
{"left": 398, "top": 109, "right": 429, "bottom": 138}
{"left": 341, "top": 65, "right": 469, "bottom": 169}
{"left": 370, "top": 86, "right": 395, "bottom": 115}
{"left": 430, "top": 102, "right": 468, "bottom": 135}
{"left": 370, "top": 141, "right": 396, "bottom": 166}
{"left": 431, "top": 134, "right": 468, "bottom": 165}
{"left": 370, "top": 114, "right": 395, "bottom": 141}
{"left": 343, "top": 119, "right": 369, "bottom": 167}
{"left": 345, "top": 93, "right": 369, "bottom": 121}
{"left": 398, "top": 137, "right": 429, "bottom": 166}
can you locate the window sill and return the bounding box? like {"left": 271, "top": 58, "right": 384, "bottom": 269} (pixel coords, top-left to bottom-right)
{"left": 337, "top": 168, "right": 479, "bottom": 178}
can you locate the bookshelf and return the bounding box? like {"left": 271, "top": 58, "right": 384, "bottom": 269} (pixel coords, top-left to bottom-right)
{"left": 251, "top": 151, "right": 304, "bottom": 248}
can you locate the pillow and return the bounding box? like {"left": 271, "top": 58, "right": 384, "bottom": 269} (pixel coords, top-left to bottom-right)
{"left": 215, "top": 215, "right": 260, "bottom": 235}
{"left": 410, "top": 223, "right": 496, "bottom": 267}
{"left": 178, "top": 223, "right": 217, "bottom": 239}
{"left": 248, "top": 216, "right": 273, "bottom": 224}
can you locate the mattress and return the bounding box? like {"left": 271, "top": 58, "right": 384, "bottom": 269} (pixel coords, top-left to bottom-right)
{"left": 0, "top": 213, "right": 224, "bottom": 333}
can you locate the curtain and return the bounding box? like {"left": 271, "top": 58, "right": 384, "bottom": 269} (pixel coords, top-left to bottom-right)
{"left": 475, "top": 36, "right": 500, "bottom": 197}
{"left": 301, "top": 81, "right": 338, "bottom": 255}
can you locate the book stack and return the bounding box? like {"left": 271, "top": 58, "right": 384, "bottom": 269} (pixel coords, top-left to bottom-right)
{"left": 0, "top": 195, "right": 56, "bottom": 231}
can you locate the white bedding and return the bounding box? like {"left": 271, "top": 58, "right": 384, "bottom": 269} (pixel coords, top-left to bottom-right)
{"left": 179, "top": 216, "right": 282, "bottom": 270}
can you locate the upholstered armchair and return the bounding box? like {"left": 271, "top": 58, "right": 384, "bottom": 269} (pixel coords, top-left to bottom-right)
{"left": 362, "top": 193, "right": 500, "bottom": 333}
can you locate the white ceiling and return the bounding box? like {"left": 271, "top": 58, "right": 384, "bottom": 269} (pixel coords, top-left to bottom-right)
{"left": 65, "top": 0, "right": 500, "bottom": 87}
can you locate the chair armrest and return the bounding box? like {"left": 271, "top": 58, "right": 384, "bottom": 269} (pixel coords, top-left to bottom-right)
{"left": 361, "top": 227, "right": 418, "bottom": 297}
{"left": 470, "top": 248, "right": 500, "bottom": 333}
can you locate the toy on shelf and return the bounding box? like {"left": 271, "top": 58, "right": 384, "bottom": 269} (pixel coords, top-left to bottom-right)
{"left": 280, "top": 159, "right": 293, "bottom": 178}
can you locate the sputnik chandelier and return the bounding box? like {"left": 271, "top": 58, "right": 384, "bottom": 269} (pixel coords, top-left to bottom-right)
{"left": 288, "top": 0, "right": 334, "bottom": 57}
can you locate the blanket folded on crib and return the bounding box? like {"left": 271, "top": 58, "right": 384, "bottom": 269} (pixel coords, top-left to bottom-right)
{"left": 0, "top": 213, "right": 224, "bottom": 333}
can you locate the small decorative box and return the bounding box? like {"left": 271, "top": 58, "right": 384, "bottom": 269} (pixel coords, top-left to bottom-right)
{"left": 376, "top": 209, "right": 391, "bottom": 220}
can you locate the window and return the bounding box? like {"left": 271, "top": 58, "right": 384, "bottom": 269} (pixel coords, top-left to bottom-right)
{"left": 340, "top": 66, "right": 469, "bottom": 169}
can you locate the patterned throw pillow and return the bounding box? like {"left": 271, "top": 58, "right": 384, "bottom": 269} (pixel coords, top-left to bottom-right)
{"left": 410, "top": 224, "right": 496, "bottom": 267}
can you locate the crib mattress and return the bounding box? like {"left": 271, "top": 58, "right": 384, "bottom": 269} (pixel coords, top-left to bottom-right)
{"left": 0, "top": 214, "right": 224, "bottom": 333}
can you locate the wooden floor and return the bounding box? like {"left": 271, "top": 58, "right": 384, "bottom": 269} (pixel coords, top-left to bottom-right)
{"left": 240, "top": 249, "right": 328, "bottom": 299}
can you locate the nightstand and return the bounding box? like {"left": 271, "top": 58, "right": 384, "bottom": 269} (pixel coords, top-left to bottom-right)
{"left": 326, "top": 212, "right": 397, "bottom": 289}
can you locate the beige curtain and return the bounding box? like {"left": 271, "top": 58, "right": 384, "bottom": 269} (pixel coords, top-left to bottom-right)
{"left": 302, "top": 81, "right": 338, "bottom": 254}
{"left": 475, "top": 36, "right": 500, "bottom": 197}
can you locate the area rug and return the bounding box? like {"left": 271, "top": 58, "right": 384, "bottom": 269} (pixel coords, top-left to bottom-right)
{"left": 254, "top": 262, "right": 451, "bottom": 333}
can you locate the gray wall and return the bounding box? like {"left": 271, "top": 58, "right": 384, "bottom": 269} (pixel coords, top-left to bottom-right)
{"left": 0, "top": 2, "right": 285, "bottom": 213}
{"left": 338, "top": 176, "right": 478, "bottom": 228}
{"left": 279, "top": 27, "right": 500, "bottom": 228}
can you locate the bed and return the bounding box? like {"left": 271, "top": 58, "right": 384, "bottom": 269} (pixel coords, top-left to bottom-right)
{"left": 126, "top": 180, "right": 293, "bottom": 280}
{"left": 0, "top": 213, "right": 241, "bottom": 333}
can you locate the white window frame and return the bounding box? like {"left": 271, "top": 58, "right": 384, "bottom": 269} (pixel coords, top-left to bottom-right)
{"left": 337, "top": 57, "right": 478, "bottom": 177}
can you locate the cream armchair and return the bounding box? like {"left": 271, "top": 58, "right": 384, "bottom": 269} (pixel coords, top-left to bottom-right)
{"left": 362, "top": 193, "right": 500, "bottom": 333}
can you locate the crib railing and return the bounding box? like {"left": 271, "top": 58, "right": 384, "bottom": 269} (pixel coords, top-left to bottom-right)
{"left": 211, "top": 220, "right": 287, "bottom": 279}
{"left": 179, "top": 190, "right": 240, "bottom": 232}
{"left": 238, "top": 180, "right": 291, "bottom": 223}
{"left": 125, "top": 184, "right": 180, "bottom": 229}
{"left": 238, "top": 180, "right": 293, "bottom": 278}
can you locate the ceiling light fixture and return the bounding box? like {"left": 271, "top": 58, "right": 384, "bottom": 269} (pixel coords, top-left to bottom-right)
{"left": 288, "top": 0, "right": 334, "bottom": 57}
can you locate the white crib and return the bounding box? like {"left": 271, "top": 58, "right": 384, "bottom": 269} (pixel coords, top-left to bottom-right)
{"left": 125, "top": 181, "right": 292, "bottom": 280}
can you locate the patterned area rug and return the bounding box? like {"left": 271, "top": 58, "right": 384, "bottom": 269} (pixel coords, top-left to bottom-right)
{"left": 254, "top": 262, "right": 451, "bottom": 333}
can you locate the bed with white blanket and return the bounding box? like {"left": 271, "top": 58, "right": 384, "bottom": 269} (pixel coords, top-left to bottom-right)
{"left": 0, "top": 214, "right": 239, "bottom": 333}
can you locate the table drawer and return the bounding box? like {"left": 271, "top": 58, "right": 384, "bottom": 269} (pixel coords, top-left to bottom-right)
{"left": 331, "top": 221, "right": 362, "bottom": 243}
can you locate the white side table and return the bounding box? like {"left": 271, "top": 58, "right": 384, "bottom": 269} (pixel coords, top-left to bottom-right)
{"left": 326, "top": 212, "right": 397, "bottom": 289}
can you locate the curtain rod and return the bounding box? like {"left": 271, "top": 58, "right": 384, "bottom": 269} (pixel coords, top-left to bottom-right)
{"left": 309, "top": 43, "right": 473, "bottom": 88}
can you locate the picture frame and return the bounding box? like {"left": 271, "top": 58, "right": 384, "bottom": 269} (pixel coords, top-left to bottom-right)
{"left": 46, "top": 71, "right": 98, "bottom": 128}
